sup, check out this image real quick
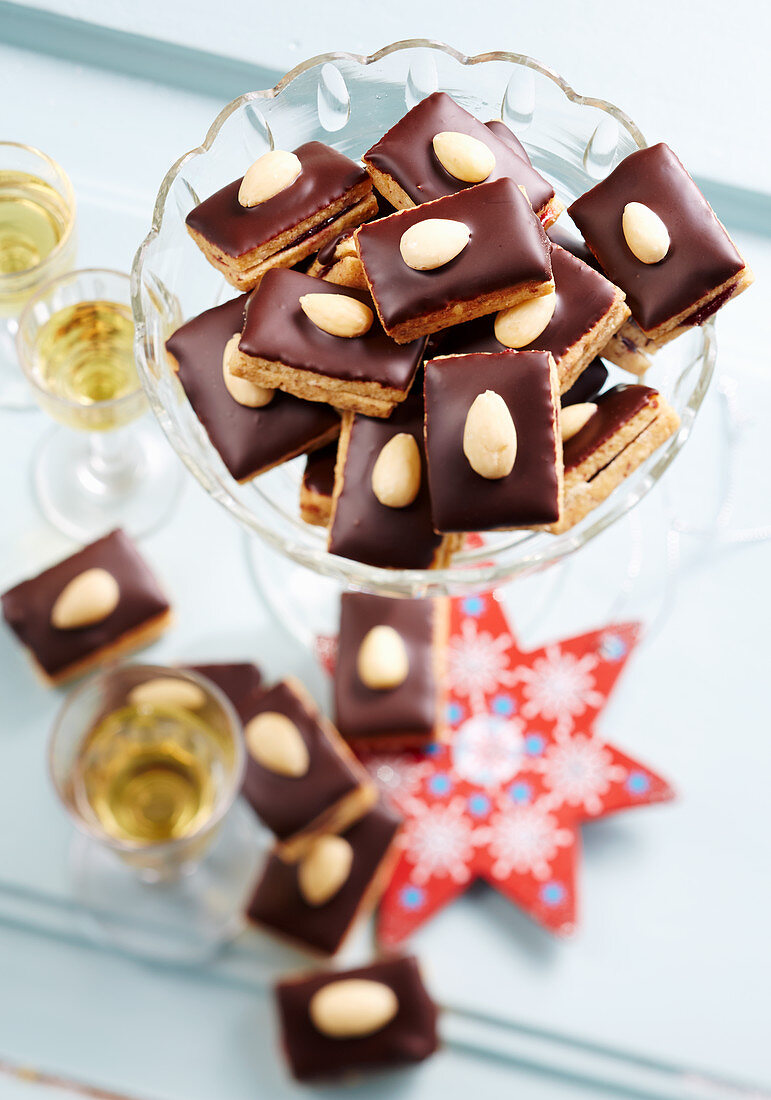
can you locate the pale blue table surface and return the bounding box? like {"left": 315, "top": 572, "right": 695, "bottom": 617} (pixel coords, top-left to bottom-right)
{"left": 0, "top": 28, "right": 770, "bottom": 1100}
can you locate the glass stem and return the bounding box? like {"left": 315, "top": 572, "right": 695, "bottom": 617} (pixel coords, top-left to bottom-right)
{"left": 83, "top": 426, "right": 143, "bottom": 497}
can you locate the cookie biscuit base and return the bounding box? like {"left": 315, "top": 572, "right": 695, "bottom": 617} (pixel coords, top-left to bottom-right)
{"left": 187, "top": 188, "right": 377, "bottom": 292}
{"left": 550, "top": 397, "right": 680, "bottom": 534}
{"left": 306, "top": 235, "right": 368, "bottom": 288}
{"left": 557, "top": 286, "right": 629, "bottom": 393}
{"left": 35, "top": 610, "right": 173, "bottom": 688}
{"left": 300, "top": 484, "right": 333, "bottom": 526}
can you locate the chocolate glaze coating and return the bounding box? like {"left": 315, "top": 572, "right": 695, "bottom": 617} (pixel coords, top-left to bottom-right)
{"left": 547, "top": 222, "right": 599, "bottom": 269}
{"left": 355, "top": 178, "right": 552, "bottom": 330}
{"left": 435, "top": 246, "right": 617, "bottom": 361}
{"left": 561, "top": 357, "right": 608, "bottom": 407}
{"left": 276, "top": 954, "right": 438, "bottom": 1081}
{"left": 184, "top": 663, "right": 263, "bottom": 724}
{"left": 334, "top": 592, "right": 437, "bottom": 741}
{"left": 166, "top": 295, "right": 339, "bottom": 482}
{"left": 240, "top": 268, "right": 425, "bottom": 390}
{"left": 568, "top": 143, "right": 743, "bottom": 331}
{"left": 563, "top": 384, "right": 658, "bottom": 470}
{"left": 364, "top": 91, "right": 553, "bottom": 212}
{"left": 424, "top": 351, "right": 560, "bottom": 531}
{"left": 314, "top": 194, "right": 397, "bottom": 272}
{"left": 485, "top": 118, "right": 531, "bottom": 164}
{"left": 328, "top": 384, "right": 443, "bottom": 569}
{"left": 185, "top": 141, "right": 369, "bottom": 258}
{"left": 247, "top": 802, "right": 402, "bottom": 954}
{"left": 303, "top": 441, "right": 338, "bottom": 498}
{"left": 1, "top": 530, "right": 169, "bottom": 678}
{"left": 241, "top": 681, "right": 362, "bottom": 840}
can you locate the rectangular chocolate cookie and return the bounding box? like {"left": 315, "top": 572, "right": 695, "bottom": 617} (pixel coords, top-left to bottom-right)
{"left": 1, "top": 530, "right": 171, "bottom": 686}
{"left": 231, "top": 268, "right": 426, "bottom": 417}
{"left": 354, "top": 178, "right": 554, "bottom": 344}
{"left": 435, "top": 244, "right": 628, "bottom": 394}
{"left": 299, "top": 441, "right": 338, "bottom": 527}
{"left": 241, "top": 677, "right": 376, "bottom": 859}
{"left": 334, "top": 592, "right": 448, "bottom": 749}
{"left": 363, "top": 91, "right": 562, "bottom": 225}
{"left": 275, "top": 955, "right": 438, "bottom": 1081}
{"left": 247, "top": 801, "right": 402, "bottom": 955}
{"left": 550, "top": 384, "right": 680, "bottom": 533}
{"left": 424, "top": 350, "right": 563, "bottom": 532}
{"left": 327, "top": 383, "right": 458, "bottom": 569}
{"left": 185, "top": 141, "right": 377, "bottom": 290}
{"left": 166, "top": 294, "right": 339, "bottom": 483}
{"left": 568, "top": 143, "right": 753, "bottom": 371}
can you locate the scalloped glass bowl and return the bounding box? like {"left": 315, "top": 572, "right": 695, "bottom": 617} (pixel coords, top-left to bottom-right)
{"left": 132, "top": 40, "right": 714, "bottom": 598}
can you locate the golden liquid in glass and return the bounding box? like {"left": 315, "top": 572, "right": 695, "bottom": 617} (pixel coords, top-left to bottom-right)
{"left": 73, "top": 704, "right": 227, "bottom": 845}
{"left": 0, "top": 170, "right": 70, "bottom": 275}
{"left": 33, "top": 299, "right": 139, "bottom": 405}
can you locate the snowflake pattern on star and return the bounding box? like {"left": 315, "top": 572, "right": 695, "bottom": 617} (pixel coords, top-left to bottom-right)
{"left": 514, "top": 644, "right": 605, "bottom": 735}
{"left": 451, "top": 712, "right": 525, "bottom": 789}
{"left": 535, "top": 732, "right": 627, "bottom": 815}
{"left": 447, "top": 617, "right": 516, "bottom": 709}
{"left": 477, "top": 797, "right": 573, "bottom": 881}
{"left": 400, "top": 797, "right": 478, "bottom": 885}
{"left": 364, "top": 752, "right": 431, "bottom": 802}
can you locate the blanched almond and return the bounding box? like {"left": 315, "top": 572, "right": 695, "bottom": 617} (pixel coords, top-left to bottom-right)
{"left": 222, "top": 334, "right": 274, "bottom": 407}
{"left": 432, "top": 131, "right": 495, "bottom": 183}
{"left": 244, "top": 712, "right": 309, "bottom": 777}
{"left": 561, "top": 402, "right": 597, "bottom": 441}
{"left": 399, "top": 219, "right": 470, "bottom": 271}
{"left": 299, "top": 293, "right": 373, "bottom": 338}
{"left": 463, "top": 390, "right": 518, "bottom": 479}
{"left": 622, "top": 202, "right": 670, "bottom": 264}
{"left": 371, "top": 433, "right": 421, "bottom": 508}
{"left": 357, "top": 625, "right": 409, "bottom": 691}
{"left": 309, "top": 979, "right": 399, "bottom": 1038}
{"left": 494, "top": 290, "right": 557, "bottom": 348}
{"left": 298, "top": 835, "right": 354, "bottom": 906}
{"left": 50, "top": 569, "right": 120, "bottom": 630}
{"left": 238, "top": 150, "right": 301, "bottom": 208}
{"left": 128, "top": 678, "right": 207, "bottom": 711}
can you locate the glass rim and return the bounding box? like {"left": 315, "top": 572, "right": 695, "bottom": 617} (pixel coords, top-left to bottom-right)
{"left": 131, "top": 39, "right": 715, "bottom": 596}
{"left": 16, "top": 266, "right": 147, "bottom": 414}
{"left": 0, "top": 140, "right": 77, "bottom": 284}
{"left": 48, "top": 662, "right": 247, "bottom": 856}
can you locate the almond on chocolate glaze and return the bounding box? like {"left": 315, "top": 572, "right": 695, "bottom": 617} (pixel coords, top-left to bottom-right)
{"left": 432, "top": 131, "right": 495, "bottom": 183}
{"left": 309, "top": 979, "right": 399, "bottom": 1038}
{"left": 494, "top": 290, "right": 556, "bottom": 348}
{"left": 238, "top": 149, "right": 302, "bottom": 208}
{"left": 244, "top": 711, "right": 310, "bottom": 777}
{"left": 622, "top": 202, "right": 670, "bottom": 264}
{"left": 299, "top": 292, "right": 374, "bottom": 338}
{"left": 462, "top": 390, "right": 518, "bottom": 479}
{"left": 371, "top": 433, "right": 421, "bottom": 508}
{"left": 50, "top": 569, "right": 120, "bottom": 630}
{"left": 399, "top": 218, "right": 470, "bottom": 271}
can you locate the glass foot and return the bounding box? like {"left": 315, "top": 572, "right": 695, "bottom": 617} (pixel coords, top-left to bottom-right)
{"left": 69, "top": 798, "right": 264, "bottom": 963}
{"left": 33, "top": 416, "right": 185, "bottom": 541}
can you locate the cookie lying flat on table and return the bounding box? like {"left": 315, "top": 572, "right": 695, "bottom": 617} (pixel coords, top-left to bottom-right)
{"left": 424, "top": 351, "right": 563, "bottom": 532}
{"left": 275, "top": 954, "right": 438, "bottom": 1081}
{"left": 300, "top": 441, "right": 338, "bottom": 527}
{"left": 1, "top": 530, "right": 171, "bottom": 686}
{"left": 328, "top": 383, "right": 458, "bottom": 569}
{"left": 435, "top": 244, "right": 628, "bottom": 394}
{"left": 247, "top": 802, "right": 402, "bottom": 956}
{"left": 568, "top": 143, "right": 753, "bottom": 374}
{"left": 231, "top": 268, "right": 426, "bottom": 417}
{"left": 166, "top": 294, "right": 339, "bottom": 483}
{"left": 363, "top": 90, "right": 562, "bottom": 226}
{"left": 334, "top": 592, "right": 448, "bottom": 750}
{"left": 355, "top": 178, "right": 554, "bottom": 344}
{"left": 185, "top": 141, "right": 377, "bottom": 291}
{"left": 241, "top": 677, "right": 376, "bottom": 860}
{"left": 550, "top": 384, "right": 680, "bottom": 534}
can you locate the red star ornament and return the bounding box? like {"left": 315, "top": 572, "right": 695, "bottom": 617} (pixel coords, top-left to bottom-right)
{"left": 355, "top": 593, "right": 674, "bottom": 944}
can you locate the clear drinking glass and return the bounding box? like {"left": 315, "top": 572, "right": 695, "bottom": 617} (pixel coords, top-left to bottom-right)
{"left": 49, "top": 664, "right": 260, "bottom": 961}
{"left": 17, "top": 268, "right": 183, "bottom": 540}
{"left": 0, "top": 141, "right": 77, "bottom": 409}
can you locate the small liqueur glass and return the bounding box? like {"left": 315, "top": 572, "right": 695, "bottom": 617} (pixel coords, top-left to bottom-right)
{"left": 49, "top": 664, "right": 262, "bottom": 962}
{"left": 0, "top": 141, "right": 77, "bottom": 409}
{"left": 17, "top": 268, "right": 184, "bottom": 541}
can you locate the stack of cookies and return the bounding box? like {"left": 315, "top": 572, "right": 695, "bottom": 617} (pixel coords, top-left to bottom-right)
{"left": 169, "top": 91, "right": 752, "bottom": 569}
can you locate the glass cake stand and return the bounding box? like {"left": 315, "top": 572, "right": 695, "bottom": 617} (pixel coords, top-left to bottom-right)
{"left": 131, "top": 40, "right": 715, "bottom": 636}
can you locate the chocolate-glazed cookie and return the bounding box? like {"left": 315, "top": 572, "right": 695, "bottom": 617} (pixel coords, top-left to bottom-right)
{"left": 247, "top": 802, "right": 402, "bottom": 955}
{"left": 299, "top": 441, "right": 338, "bottom": 527}
{"left": 485, "top": 118, "right": 531, "bottom": 164}
{"left": 1, "top": 530, "right": 171, "bottom": 684}
{"left": 363, "top": 91, "right": 558, "bottom": 222}
{"left": 275, "top": 955, "right": 438, "bottom": 1081}
{"left": 561, "top": 357, "right": 608, "bottom": 406}
{"left": 166, "top": 295, "right": 339, "bottom": 483}
{"left": 334, "top": 592, "right": 445, "bottom": 748}
{"left": 424, "top": 351, "right": 562, "bottom": 531}
{"left": 562, "top": 384, "right": 659, "bottom": 471}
